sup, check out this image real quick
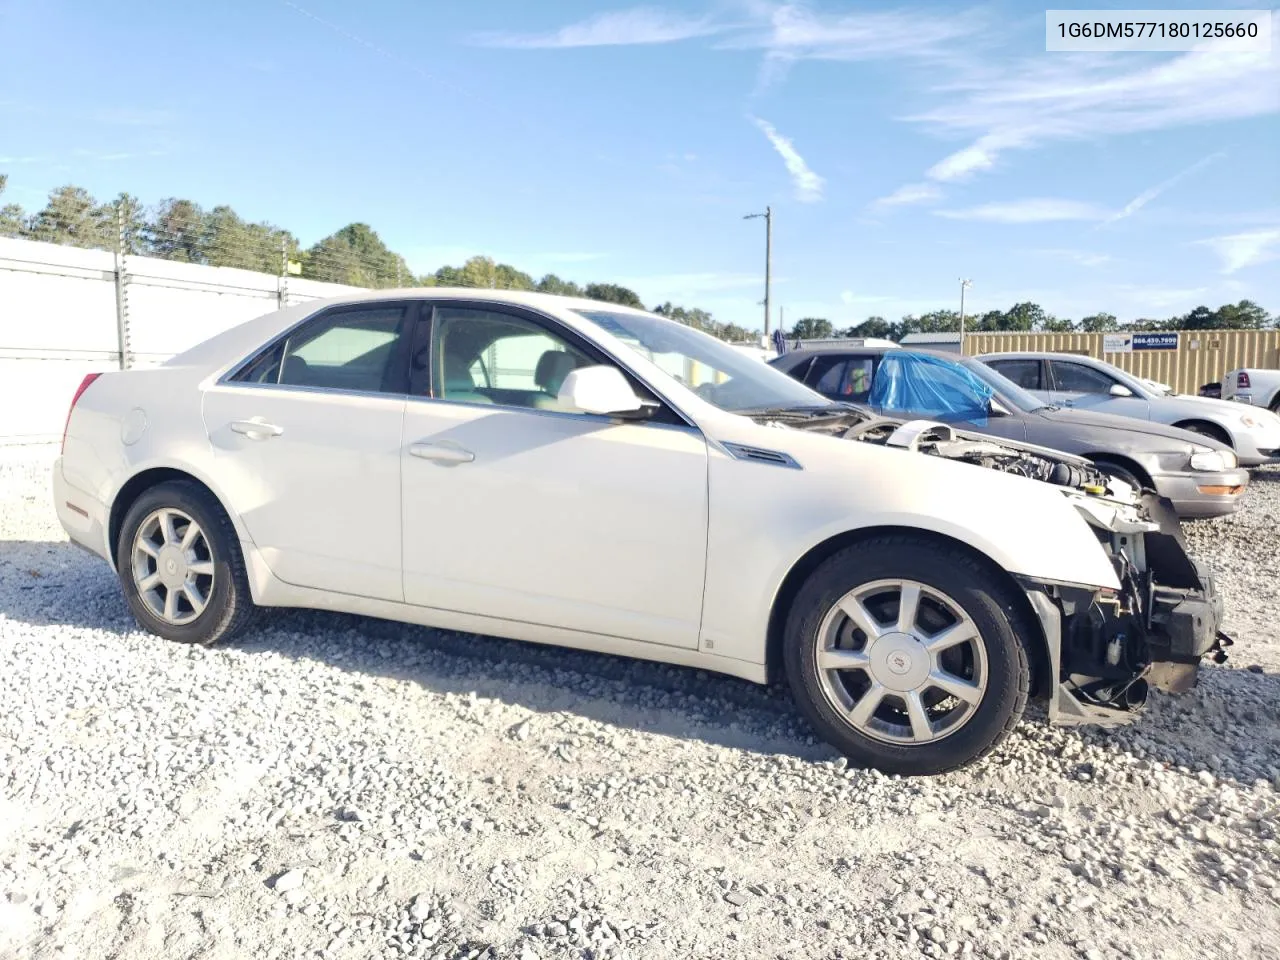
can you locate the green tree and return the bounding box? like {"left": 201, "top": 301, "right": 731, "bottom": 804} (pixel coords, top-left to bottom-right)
{"left": 584, "top": 282, "right": 644, "bottom": 308}
{"left": 0, "top": 174, "right": 27, "bottom": 238}
{"left": 536, "top": 273, "right": 583, "bottom": 297}
{"left": 916, "top": 309, "right": 960, "bottom": 333}
{"left": 844, "top": 316, "right": 895, "bottom": 339}
{"left": 1080, "top": 312, "right": 1119, "bottom": 332}
{"left": 790, "top": 317, "right": 834, "bottom": 339}
{"left": 303, "top": 222, "right": 410, "bottom": 287}
{"left": 27, "top": 185, "right": 114, "bottom": 250}
{"left": 1212, "top": 300, "right": 1271, "bottom": 329}
{"left": 1039, "top": 315, "right": 1077, "bottom": 333}
{"left": 147, "top": 198, "right": 207, "bottom": 263}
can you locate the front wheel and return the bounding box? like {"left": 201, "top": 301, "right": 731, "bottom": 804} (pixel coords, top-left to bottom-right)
{"left": 784, "top": 537, "right": 1030, "bottom": 775}
{"left": 116, "top": 480, "right": 256, "bottom": 645}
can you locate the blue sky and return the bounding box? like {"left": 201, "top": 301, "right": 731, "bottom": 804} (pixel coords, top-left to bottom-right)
{"left": 1, "top": 1, "right": 1277, "bottom": 331}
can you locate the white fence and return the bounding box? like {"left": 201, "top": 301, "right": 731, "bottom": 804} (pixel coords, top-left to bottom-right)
{"left": 0, "top": 238, "right": 361, "bottom": 443}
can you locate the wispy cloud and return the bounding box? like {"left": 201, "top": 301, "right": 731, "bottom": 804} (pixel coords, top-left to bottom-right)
{"left": 935, "top": 199, "right": 1111, "bottom": 223}
{"left": 906, "top": 21, "right": 1278, "bottom": 184}
{"left": 751, "top": 116, "right": 824, "bottom": 202}
{"left": 1102, "top": 152, "right": 1225, "bottom": 224}
{"left": 728, "top": 4, "right": 987, "bottom": 93}
{"left": 1034, "top": 248, "right": 1114, "bottom": 267}
{"left": 872, "top": 182, "right": 942, "bottom": 208}
{"left": 1197, "top": 228, "right": 1280, "bottom": 274}
{"left": 474, "top": 7, "right": 723, "bottom": 49}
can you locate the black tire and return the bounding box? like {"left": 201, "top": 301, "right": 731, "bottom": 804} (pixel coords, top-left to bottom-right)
{"left": 783, "top": 536, "right": 1030, "bottom": 776}
{"left": 115, "top": 480, "right": 256, "bottom": 645}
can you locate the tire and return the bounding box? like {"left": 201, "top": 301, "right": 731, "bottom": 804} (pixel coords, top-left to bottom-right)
{"left": 1175, "top": 422, "right": 1229, "bottom": 446}
{"left": 783, "top": 536, "right": 1030, "bottom": 776}
{"left": 115, "top": 480, "right": 256, "bottom": 645}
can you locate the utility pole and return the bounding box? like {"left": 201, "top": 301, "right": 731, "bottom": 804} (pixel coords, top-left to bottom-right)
{"left": 959, "top": 278, "right": 973, "bottom": 352}
{"left": 744, "top": 206, "right": 772, "bottom": 336}
{"left": 278, "top": 237, "right": 289, "bottom": 310}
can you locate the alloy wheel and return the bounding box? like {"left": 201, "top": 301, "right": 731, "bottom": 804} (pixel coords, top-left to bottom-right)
{"left": 815, "top": 578, "right": 988, "bottom": 745}
{"left": 130, "top": 508, "right": 216, "bottom": 626}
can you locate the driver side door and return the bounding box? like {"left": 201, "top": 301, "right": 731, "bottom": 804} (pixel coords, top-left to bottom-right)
{"left": 1047, "top": 359, "right": 1151, "bottom": 419}
{"left": 399, "top": 302, "right": 710, "bottom": 649}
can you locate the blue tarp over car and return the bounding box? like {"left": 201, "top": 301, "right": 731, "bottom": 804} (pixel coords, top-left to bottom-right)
{"left": 869, "top": 351, "right": 995, "bottom": 425}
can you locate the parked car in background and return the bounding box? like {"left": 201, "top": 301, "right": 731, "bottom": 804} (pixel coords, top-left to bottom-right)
{"left": 55, "top": 290, "right": 1229, "bottom": 775}
{"left": 1222, "top": 367, "right": 1280, "bottom": 412}
{"left": 770, "top": 346, "right": 1249, "bottom": 518}
{"left": 977, "top": 352, "right": 1280, "bottom": 466}
{"left": 1199, "top": 382, "right": 1223, "bottom": 399}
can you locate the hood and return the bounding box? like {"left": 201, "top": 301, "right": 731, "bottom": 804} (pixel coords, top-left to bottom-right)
{"left": 1161, "top": 392, "right": 1280, "bottom": 425}
{"left": 751, "top": 405, "right": 1148, "bottom": 516}
{"left": 1032, "top": 404, "right": 1228, "bottom": 450}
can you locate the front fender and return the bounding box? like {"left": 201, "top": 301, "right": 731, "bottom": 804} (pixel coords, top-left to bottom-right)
{"left": 698, "top": 436, "right": 1119, "bottom": 668}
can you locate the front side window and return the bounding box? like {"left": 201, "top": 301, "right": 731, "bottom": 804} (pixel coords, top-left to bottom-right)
{"left": 233, "top": 304, "right": 409, "bottom": 393}
{"left": 1052, "top": 361, "right": 1116, "bottom": 394}
{"left": 572, "top": 308, "right": 826, "bottom": 413}
{"left": 989, "top": 358, "right": 1042, "bottom": 390}
{"left": 432, "top": 307, "right": 595, "bottom": 410}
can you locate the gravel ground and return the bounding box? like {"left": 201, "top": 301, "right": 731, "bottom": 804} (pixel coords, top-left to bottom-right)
{"left": 3, "top": 447, "right": 1280, "bottom": 960}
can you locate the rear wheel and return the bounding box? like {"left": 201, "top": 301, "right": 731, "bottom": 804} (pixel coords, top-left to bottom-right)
{"left": 783, "top": 537, "right": 1030, "bottom": 776}
{"left": 116, "top": 481, "right": 256, "bottom": 645}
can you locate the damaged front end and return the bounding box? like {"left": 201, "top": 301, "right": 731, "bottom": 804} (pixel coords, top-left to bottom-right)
{"left": 763, "top": 407, "right": 1232, "bottom": 725}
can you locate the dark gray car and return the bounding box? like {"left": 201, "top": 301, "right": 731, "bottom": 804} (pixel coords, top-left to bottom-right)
{"left": 769, "top": 346, "right": 1249, "bottom": 519}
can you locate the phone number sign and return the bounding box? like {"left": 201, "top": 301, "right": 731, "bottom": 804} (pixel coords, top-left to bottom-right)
{"left": 1103, "top": 332, "right": 1179, "bottom": 353}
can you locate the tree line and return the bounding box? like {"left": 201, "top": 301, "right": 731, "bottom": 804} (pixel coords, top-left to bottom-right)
{"left": 788, "top": 298, "right": 1276, "bottom": 342}
{"left": 0, "top": 175, "right": 758, "bottom": 341}
{"left": 4, "top": 175, "right": 1273, "bottom": 344}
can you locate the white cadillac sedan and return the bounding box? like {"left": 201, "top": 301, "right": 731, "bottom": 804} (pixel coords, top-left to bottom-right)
{"left": 54, "top": 291, "right": 1228, "bottom": 775}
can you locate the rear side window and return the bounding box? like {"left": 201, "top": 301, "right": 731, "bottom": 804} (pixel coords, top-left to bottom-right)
{"left": 808, "top": 355, "right": 875, "bottom": 400}
{"left": 989, "top": 358, "right": 1042, "bottom": 390}
{"left": 232, "top": 305, "right": 409, "bottom": 394}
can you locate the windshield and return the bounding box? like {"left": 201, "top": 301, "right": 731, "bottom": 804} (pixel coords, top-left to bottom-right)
{"left": 961, "top": 357, "right": 1047, "bottom": 412}
{"left": 571, "top": 308, "right": 827, "bottom": 413}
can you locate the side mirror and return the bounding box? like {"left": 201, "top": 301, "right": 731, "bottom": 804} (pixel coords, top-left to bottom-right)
{"left": 558, "top": 365, "right": 649, "bottom": 417}
{"left": 1109, "top": 383, "right": 1134, "bottom": 398}
{"left": 988, "top": 397, "right": 1013, "bottom": 417}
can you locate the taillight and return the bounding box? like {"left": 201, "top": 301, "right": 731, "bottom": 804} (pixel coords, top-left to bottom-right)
{"left": 61, "top": 373, "right": 101, "bottom": 454}
{"left": 1237, "top": 371, "right": 1251, "bottom": 389}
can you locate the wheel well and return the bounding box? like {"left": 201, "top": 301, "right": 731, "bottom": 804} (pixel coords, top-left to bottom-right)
{"left": 108, "top": 468, "right": 223, "bottom": 565}
{"left": 1172, "top": 419, "right": 1232, "bottom": 447}
{"left": 765, "top": 526, "right": 1052, "bottom": 699}
{"left": 1084, "top": 453, "right": 1154, "bottom": 490}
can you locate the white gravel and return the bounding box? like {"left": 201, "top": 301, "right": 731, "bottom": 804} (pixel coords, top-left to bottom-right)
{"left": 3, "top": 446, "right": 1280, "bottom": 960}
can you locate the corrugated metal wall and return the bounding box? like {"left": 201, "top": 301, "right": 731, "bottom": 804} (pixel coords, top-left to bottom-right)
{"left": 962, "top": 330, "right": 1280, "bottom": 394}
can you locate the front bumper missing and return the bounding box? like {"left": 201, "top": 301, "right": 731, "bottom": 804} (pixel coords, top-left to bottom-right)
{"left": 1023, "top": 570, "right": 1231, "bottom": 728}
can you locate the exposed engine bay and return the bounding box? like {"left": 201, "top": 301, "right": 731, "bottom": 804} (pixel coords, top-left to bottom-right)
{"left": 755, "top": 403, "right": 1232, "bottom": 725}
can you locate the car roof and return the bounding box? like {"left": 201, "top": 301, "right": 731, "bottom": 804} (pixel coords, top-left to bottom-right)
{"left": 979, "top": 351, "right": 1106, "bottom": 362}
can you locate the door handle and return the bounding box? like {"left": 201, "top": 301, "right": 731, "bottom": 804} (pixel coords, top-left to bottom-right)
{"left": 408, "top": 442, "right": 474, "bottom": 465}
{"left": 230, "top": 418, "right": 284, "bottom": 440}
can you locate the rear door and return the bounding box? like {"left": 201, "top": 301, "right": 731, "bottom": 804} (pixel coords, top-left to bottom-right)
{"left": 202, "top": 301, "right": 417, "bottom": 602}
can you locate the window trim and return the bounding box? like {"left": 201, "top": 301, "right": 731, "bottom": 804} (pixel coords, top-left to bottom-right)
{"left": 219, "top": 300, "right": 425, "bottom": 397}
{"left": 989, "top": 357, "right": 1044, "bottom": 391}
{"left": 1049, "top": 359, "right": 1118, "bottom": 394}
{"left": 417, "top": 299, "right": 697, "bottom": 429}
